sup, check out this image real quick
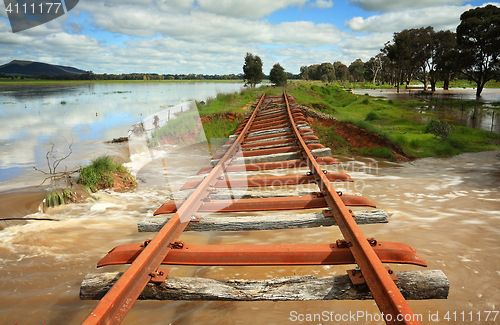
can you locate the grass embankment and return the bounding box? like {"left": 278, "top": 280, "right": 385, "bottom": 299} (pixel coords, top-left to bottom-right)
{"left": 198, "top": 88, "right": 257, "bottom": 140}
{"left": 264, "top": 81, "right": 500, "bottom": 160}
{"left": 148, "top": 80, "right": 499, "bottom": 160}
{"left": 150, "top": 88, "right": 257, "bottom": 147}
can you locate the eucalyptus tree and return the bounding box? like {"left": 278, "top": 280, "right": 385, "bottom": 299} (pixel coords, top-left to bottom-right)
{"left": 348, "top": 59, "right": 365, "bottom": 82}
{"left": 383, "top": 27, "right": 433, "bottom": 91}
{"left": 269, "top": 63, "right": 288, "bottom": 87}
{"left": 457, "top": 4, "right": 500, "bottom": 97}
{"left": 431, "top": 30, "right": 457, "bottom": 91}
{"left": 364, "top": 54, "right": 384, "bottom": 84}
{"left": 299, "top": 66, "right": 309, "bottom": 80}
{"left": 333, "top": 61, "right": 349, "bottom": 81}
{"left": 243, "top": 52, "right": 264, "bottom": 88}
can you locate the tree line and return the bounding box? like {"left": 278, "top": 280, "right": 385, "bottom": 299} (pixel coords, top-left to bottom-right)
{"left": 297, "top": 5, "right": 500, "bottom": 97}
{"left": 2, "top": 71, "right": 247, "bottom": 81}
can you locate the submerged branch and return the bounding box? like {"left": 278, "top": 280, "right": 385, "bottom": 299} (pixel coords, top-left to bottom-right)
{"left": 0, "top": 217, "right": 59, "bottom": 222}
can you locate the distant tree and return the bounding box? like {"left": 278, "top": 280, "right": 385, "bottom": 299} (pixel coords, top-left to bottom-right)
{"left": 411, "top": 27, "right": 434, "bottom": 91}
{"left": 318, "top": 62, "right": 335, "bottom": 82}
{"left": 364, "top": 54, "right": 383, "bottom": 84}
{"left": 242, "top": 52, "right": 264, "bottom": 88}
{"left": 299, "top": 66, "right": 309, "bottom": 80}
{"left": 382, "top": 30, "right": 418, "bottom": 92}
{"left": 333, "top": 61, "right": 349, "bottom": 81}
{"left": 349, "top": 59, "right": 365, "bottom": 82}
{"left": 457, "top": 4, "right": 500, "bottom": 97}
{"left": 308, "top": 64, "right": 320, "bottom": 80}
{"left": 269, "top": 63, "right": 288, "bottom": 87}
{"left": 432, "top": 30, "right": 457, "bottom": 91}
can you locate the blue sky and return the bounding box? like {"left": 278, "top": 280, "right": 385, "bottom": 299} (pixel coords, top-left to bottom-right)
{"left": 0, "top": 0, "right": 497, "bottom": 75}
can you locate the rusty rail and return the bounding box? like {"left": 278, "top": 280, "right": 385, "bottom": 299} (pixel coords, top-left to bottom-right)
{"left": 283, "top": 91, "right": 420, "bottom": 324}
{"left": 82, "top": 95, "right": 266, "bottom": 324}
{"left": 82, "top": 91, "right": 429, "bottom": 324}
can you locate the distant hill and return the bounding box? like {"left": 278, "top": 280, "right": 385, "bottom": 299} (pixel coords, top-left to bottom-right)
{"left": 0, "top": 60, "right": 87, "bottom": 76}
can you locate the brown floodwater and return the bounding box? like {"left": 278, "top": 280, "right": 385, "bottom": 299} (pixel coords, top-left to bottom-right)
{"left": 0, "top": 147, "right": 499, "bottom": 325}
{"left": 1, "top": 84, "right": 499, "bottom": 324}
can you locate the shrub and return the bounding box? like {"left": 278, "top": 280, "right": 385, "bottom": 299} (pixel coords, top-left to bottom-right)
{"left": 361, "top": 98, "right": 370, "bottom": 105}
{"left": 365, "top": 111, "right": 379, "bottom": 121}
{"left": 425, "top": 118, "right": 453, "bottom": 141}
{"left": 78, "top": 156, "right": 132, "bottom": 192}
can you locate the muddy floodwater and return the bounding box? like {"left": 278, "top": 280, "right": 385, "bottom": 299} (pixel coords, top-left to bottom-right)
{"left": 0, "top": 83, "right": 499, "bottom": 324}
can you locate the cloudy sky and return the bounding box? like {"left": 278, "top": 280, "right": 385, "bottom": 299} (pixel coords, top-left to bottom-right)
{"left": 0, "top": 0, "right": 497, "bottom": 75}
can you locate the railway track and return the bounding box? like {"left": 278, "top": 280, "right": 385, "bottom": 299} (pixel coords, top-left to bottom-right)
{"left": 80, "top": 91, "right": 448, "bottom": 324}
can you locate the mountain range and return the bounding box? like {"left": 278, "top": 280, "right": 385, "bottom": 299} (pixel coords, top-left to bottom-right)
{"left": 0, "top": 60, "right": 87, "bottom": 76}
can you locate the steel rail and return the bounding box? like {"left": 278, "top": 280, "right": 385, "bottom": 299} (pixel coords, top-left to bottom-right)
{"left": 82, "top": 94, "right": 266, "bottom": 325}
{"left": 283, "top": 91, "right": 420, "bottom": 325}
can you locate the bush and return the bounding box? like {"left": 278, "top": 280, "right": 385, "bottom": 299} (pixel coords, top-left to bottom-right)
{"left": 365, "top": 111, "right": 379, "bottom": 121}
{"left": 425, "top": 118, "right": 453, "bottom": 141}
{"left": 78, "top": 156, "right": 132, "bottom": 192}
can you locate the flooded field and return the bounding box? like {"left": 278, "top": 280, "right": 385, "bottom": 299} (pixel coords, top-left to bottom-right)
{"left": 0, "top": 83, "right": 499, "bottom": 324}
{"left": 353, "top": 88, "right": 500, "bottom": 133}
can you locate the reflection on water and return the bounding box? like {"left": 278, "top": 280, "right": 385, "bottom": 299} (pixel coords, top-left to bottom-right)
{"left": 0, "top": 149, "right": 498, "bottom": 324}
{"left": 0, "top": 82, "right": 244, "bottom": 186}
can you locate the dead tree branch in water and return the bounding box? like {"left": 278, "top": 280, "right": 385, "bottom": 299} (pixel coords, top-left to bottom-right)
{"left": 33, "top": 141, "right": 80, "bottom": 188}
{"left": 0, "top": 217, "right": 59, "bottom": 222}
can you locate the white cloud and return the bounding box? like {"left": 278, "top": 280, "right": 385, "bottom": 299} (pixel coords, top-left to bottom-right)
{"left": 194, "top": 0, "right": 308, "bottom": 19}
{"left": 4, "top": 0, "right": 491, "bottom": 77}
{"left": 338, "top": 32, "right": 391, "bottom": 51}
{"left": 348, "top": 0, "right": 467, "bottom": 12}
{"left": 77, "top": 2, "right": 344, "bottom": 47}
{"left": 310, "top": 0, "right": 334, "bottom": 9}
{"left": 155, "top": 0, "right": 194, "bottom": 12}
{"left": 345, "top": 5, "right": 474, "bottom": 33}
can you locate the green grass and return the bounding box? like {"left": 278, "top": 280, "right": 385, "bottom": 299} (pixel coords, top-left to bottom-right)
{"left": 310, "top": 121, "right": 350, "bottom": 154}
{"left": 266, "top": 81, "right": 500, "bottom": 159}
{"left": 44, "top": 188, "right": 74, "bottom": 208}
{"left": 150, "top": 108, "right": 205, "bottom": 146}
{"left": 365, "top": 111, "right": 379, "bottom": 121}
{"left": 196, "top": 88, "right": 256, "bottom": 116}
{"left": 161, "top": 80, "right": 500, "bottom": 160}
{"left": 202, "top": 118, "right": 241, "bottom": 141}
{"left": 359, "top": 147, "right": 396, "bottom": 161}
{"left": 78, "top": 156, "right": 135, "bottom": 193}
